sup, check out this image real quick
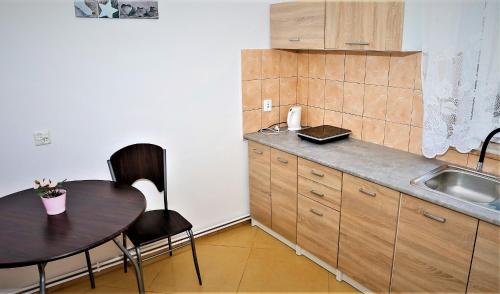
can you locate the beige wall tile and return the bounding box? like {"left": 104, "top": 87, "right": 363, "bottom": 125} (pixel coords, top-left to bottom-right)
{"left": 308, "top": 107, "right": 325, "bottom": 127}
{"left": 279, "top": 77, "right": 297, "bottom": 105}
{"left": 262, "top": 50, "right": 280, "bottom": 79}
{"left": 411, "top": 90, "right": 423, "bottom": 127}
{"left": 362, "top": 117, "right": 386, "bottom": 145}
{"left": 342, "top": 113, "right": 363, "bottom": 139}
{"left": 389, "top": 52, "right": 417, "bottom": 88}
{"left": 262, "top": 107, "right": 279, "bottom": 128}
{"left": 242, "top": 49, "right": 261, "bottom": 81}
{"left": 363, "top": 85, "right": 388, "bottom": 120}
{"left": 243, "top": 109, "right": 261, "bottom": 134}
{"left": 467, "top": 154, "right": 500, "bottom": 176}
{"left": 343, "top": 82, "right": 364, "bottom": 116}
{"left": 280, "top": 50, "right": 298, "bottom": 78}
{"left": 437, "top": 149, "right": 469, "bottom": 167}
{"left": 325, "top": 51, "right": 345, "bottom": 81}
{"left": 300, "top": 105, "right": 308, "bottom": 127}
{"left": 409, "top": 126, "right": 423, "bottom": 155}
{"left": 384, "top": 122, "right": 410, "bottom": 151}
{"left": 325, "top": 80, "right": 343, "bottom": 111}
{"left": 387, "top": 87, "right": 413, "bottom": 124}
{"left": 298, "top": 51, "right": 309, "bottom": 77}
{"left": 324, "top": 110, "right": 343, "bottom": 127}
{"left": 242, "top": 80, "right": 261, "bottom": 111}
{"left": 262, "top": 78, "right": 280, "bottom": 107}
{"left": 365, "top": 52, "right": 390, "bottom": 86}
{"left": 308, "top": 78, "right": 325, "bottom": 108}
{"left": 309, "top": 51, "right": 326, "bottom": 79}
{"left": 415, "top": 53, "right": 422, "bottom": 90}
{"left": 279, "top": 105, "right": 291, "bottom": 126}
{"left": 297, "top": 77, "right": 309, "bottom": 105}
{"left": 345, "top": 52, "right": 366, "bottom": 83}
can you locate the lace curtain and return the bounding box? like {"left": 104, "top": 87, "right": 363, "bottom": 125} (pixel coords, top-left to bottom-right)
{"left": 421, "top": 0, "right": 500, "bottom": 158}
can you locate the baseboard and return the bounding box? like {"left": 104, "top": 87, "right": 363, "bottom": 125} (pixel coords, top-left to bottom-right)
{"left": 14, "top": 215, "right": 250, "bottom": 294}
{"left": 251, "top": 218, "right": 374, "bottom": 294}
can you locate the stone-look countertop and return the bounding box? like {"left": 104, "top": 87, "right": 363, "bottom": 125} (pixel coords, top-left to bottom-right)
{"left": 244, "top": 131, "right": 499, "bottom": 226}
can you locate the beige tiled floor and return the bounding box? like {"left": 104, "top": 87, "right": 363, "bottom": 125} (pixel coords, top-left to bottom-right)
{"left": 51, "top": 223, "right": 358, "bottom": 293}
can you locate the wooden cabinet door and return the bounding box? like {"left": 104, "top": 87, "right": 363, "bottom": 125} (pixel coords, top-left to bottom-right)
{"left": 325, "top": 0, "right": 403, "bottom": 51}
{"left": 297, "top": 195, "right": 340, "bottom": 267}
{"left": 271, "top": 1, "right": 325, "bottom": 49}
{"left": 391, "top": 195, "right": 478, "bottom": 294}
{"left": 467, "top": 221, "right": 499, "bottom": 293}
{"left": 271, "top": 148, "right": 298, "bottom": 242}
{"left": 248, "top": 141, "right": 271, "bottom": 227}
{"left": 338, "top": 174, "right": 400, "bottom": 293}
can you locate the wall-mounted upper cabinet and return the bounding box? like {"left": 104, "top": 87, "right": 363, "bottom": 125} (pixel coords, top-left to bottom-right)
{"left": 270, "top": 1, "right": 326, "bottom": 49}
{"left": 271, "top": 0, "right": 422, "bottom": 52}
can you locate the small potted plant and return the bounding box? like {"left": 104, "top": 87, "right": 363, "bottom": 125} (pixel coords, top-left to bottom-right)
{"left": 34, "top": 179, "right": 67, "bottom": 215}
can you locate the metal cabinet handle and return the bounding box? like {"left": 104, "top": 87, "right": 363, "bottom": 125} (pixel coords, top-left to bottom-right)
{"left": 311, "top": 170, "right": 325, "bottom": 177}
{"left": 310, "top": 190, "right": 325, "bottom": 197}
{"left": 422, "top": 210, "right": 446, "bottom": 223}
{"left": 359, "top": 188, "right": 376, "bottom": 197}
{"left": 310, "top": 209, "right": 324, "bottom": 217}
{"left": 277, "top": 157, "right": 288, "bottom": 164}
{"left": 288, "top": 36, "right": 301, "bottom": 42}
{"left": 252, "top": 149, "right": 263, "bottom": 155}
{"left": 345, "top": 41, "right": 370, "bottom": 45}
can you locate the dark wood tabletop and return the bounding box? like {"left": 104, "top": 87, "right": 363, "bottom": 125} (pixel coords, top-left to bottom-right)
{"left": 0, "top": 180, "right": 146, "bottom": 268}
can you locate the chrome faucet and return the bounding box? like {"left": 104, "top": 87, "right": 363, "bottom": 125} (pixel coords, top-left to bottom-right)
{"left": 477, "top": 128, "right": 500, "bottom": 172}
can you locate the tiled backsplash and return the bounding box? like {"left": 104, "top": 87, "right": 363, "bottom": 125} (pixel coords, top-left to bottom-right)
{"left": 241, "top": 49, "right": 499, "bottom": 176}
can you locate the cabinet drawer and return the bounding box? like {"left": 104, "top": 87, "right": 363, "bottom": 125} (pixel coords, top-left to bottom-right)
{"left": 298, "top": 176, "right": 341, "bottom": 211}
{"left": 248, "top": 141, "right": 271, "bottom": 227}
{"left": 338, "top": 173, "right": 400, "bottom": 293}
{"left": 391, "top": 195, "right": 478, "bottom": 293}
{"left": 298, "top": 158, "right": 342, "bottom": 190}
{"left": 297, "top": 195, "right": 340, "bottom": 267}
{"left": 249, "top": 141, "right": 270, "bottom": 165}
{"left": 271, "top": 148, "right": 298, "bottom": 243}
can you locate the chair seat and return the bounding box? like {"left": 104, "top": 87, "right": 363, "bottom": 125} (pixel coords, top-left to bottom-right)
{"left": 126, "top": 209, "right": 192, "bottom": 247}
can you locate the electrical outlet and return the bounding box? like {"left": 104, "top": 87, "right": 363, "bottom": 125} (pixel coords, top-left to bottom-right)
{"left": 263, "top": 99, "right": 272, "bottom": 112}
{"left": 33, "top": 130, "right": 51, "bottom": 146}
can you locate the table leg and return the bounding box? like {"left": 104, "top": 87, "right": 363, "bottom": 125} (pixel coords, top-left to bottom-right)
{"left": 112, "top": 239, "right": 145, "bottom": 294}
{"left": 38, "top": 262, "right": 47, "bottom": 294}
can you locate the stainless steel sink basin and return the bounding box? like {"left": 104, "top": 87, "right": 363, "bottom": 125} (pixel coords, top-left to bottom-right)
{"left": 411, "top": 165, "right": 500, "bottom": 211}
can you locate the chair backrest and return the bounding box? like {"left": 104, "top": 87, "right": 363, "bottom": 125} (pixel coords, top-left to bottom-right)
{"left": 108, "top": 143, "right": 168, "bottom": 209}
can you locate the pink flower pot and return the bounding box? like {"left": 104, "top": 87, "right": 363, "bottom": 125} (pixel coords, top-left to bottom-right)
{"left": 41, "top": 190, "right": 67, "bottom": 215}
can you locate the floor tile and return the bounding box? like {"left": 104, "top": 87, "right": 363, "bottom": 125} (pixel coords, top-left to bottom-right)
{"left": 251, "top": 227, "right": 291, "bottom": 252}
{"left": 198, "top": 224, "right": 257, "bottom": 248}
{"left": 149, "top": 244, "right": 251, "bottom": 293}
{"left": 328, "top": 274, "right": 358, "bottom": 293}
{"left": 238, "top": 247, "right": 329, "bottom": 292}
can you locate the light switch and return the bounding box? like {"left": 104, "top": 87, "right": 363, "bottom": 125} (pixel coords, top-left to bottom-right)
{"left": 263, "top": 99, "right": 272, "bottom": 112}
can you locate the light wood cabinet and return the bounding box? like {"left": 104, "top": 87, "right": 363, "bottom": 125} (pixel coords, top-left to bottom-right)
{"left": 325, "top": 0, "right": 404, "bottom": 51}
{"left": 467, "top": 221, "right": 500, "bottom": 293}
{"left": 271, "top": 148, "right": 298, "bottom": 242}
{"left": 298, "top": 158, "right": 342, "bottom": 190}
{"left": 338, "top": 174, "right": 400, "bottom": 293}
{"left": 270, "top": 1, "right": 325, "bottom": 49}
{"left": 248, "top": 141, "right": 271, "bottom": 227}
{"left": 298, "top": 176, "right": 341, "bottom": 211}
{"left": 391, "top": 195, "right": 478, "bottom": 293}
{"left": 297, "top": 195, "right": 340, "bottom": 266}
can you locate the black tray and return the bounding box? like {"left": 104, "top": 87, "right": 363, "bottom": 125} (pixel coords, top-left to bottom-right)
{"left": 297, "top": 125, "right": 351, "bottom": 144}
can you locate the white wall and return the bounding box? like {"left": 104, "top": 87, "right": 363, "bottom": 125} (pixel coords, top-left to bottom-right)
{"left": 0, "top": 0, "right": 275, "bottom": 290}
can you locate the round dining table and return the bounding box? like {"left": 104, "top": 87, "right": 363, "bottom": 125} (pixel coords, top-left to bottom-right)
{"left": 0, "top": 180, "right": 146, "bottom": 294}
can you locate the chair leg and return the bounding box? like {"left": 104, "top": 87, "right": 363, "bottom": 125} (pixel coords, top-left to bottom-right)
{"left": 135, "top": 247, "right": 144, "bottom": 283}
{"left": 188, "top": 230, "right": 202, "bottom": 285}
{"left": 168, "top": 237, "right": 173, "bottom": 256}
{"left": 85, "top": 250, "right": 95, "bottom": 289}
{"left": 123, "top": 234, "right": 128, "bottom": 273}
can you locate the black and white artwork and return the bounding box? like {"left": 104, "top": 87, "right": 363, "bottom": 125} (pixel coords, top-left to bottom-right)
{"left": 74, "top": 0, "right": 158, "bottom": 19}
{"left": 119, "top": 1, "right": 159, "bottom": 19}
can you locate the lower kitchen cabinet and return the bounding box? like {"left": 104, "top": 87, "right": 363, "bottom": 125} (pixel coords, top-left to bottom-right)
{"left": 271, "top": 148, "right": 298, "bottom": 243}
{"left": 297, "top": 195, "right": 340, "bottom": 267}
{"left": 467, "top": 221, "right": 500, "bottom": 293}
{"left": 338, "top": 174, "right": 400, "bottom": 293}
{"left": 391, "top": 195, "right": 478, "bottom": 293}
{"left": 248, "top": 141, "right": 271, "bottom": 227}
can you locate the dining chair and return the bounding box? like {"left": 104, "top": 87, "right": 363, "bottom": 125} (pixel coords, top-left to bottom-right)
{"left": 107, "top": 143, "right": 202, "bottom": 285}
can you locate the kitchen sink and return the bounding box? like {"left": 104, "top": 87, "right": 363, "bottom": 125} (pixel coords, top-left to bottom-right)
{"left": 411, "top": 165, "right": 500, "bottom": 211}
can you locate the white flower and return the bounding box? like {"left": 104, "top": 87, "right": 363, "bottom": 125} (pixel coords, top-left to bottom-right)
{"left": 33, "top": 180, "right": 40, "bottom": 189}
{"left": 48, "top": 180, "right": 57, "bottom": 188}
{"left": 40, "top": 179, "right": 50, "bottom": 187}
